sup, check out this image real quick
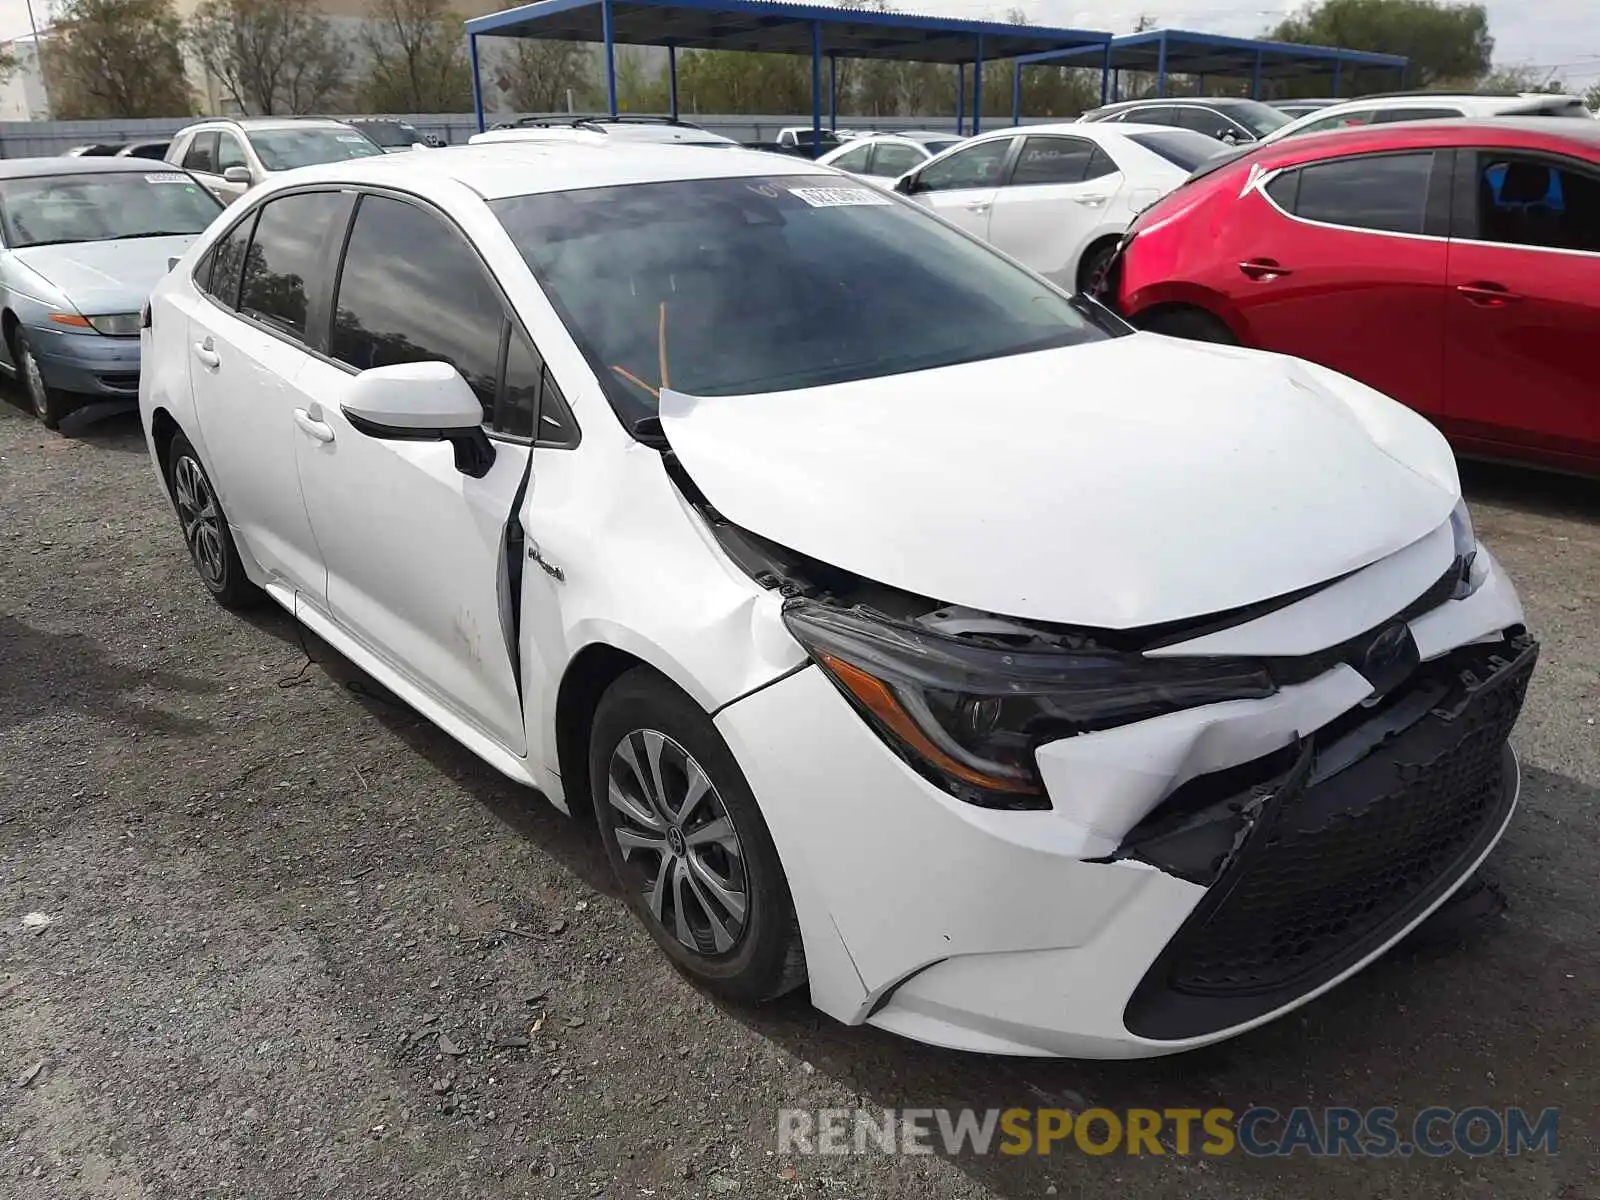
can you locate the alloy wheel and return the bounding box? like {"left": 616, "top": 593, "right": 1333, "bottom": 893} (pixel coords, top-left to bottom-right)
{"left": 606, "top": 729, "right": 749, "bottom": 956}
{"left": 172, "top": 456, "right": 226, "bottom": 589}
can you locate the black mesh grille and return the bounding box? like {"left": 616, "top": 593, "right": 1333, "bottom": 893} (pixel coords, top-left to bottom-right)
{"left": 1125, "top": 634, "right": 1535, "bottom": 1039}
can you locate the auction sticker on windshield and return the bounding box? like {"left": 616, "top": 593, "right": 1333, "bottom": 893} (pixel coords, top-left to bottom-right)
{"left": 789, "top": 186, "right": 892, "bottom": 208}
{"left": 145, "top": 173, "right": 191, "bottom": 184}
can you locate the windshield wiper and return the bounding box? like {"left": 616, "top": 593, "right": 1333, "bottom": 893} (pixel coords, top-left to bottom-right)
{"left": 114, "top": 230, "right": 199, "bottom": 239}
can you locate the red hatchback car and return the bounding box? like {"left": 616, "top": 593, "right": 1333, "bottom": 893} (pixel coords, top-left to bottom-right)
{"left": 1113, "top": 118, "right": 1600, "bottom": 474}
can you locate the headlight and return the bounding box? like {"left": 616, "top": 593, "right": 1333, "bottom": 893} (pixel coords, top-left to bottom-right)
{"left": 782, "top": 600, "right": 1275, "bottom": 810}
{"left": 86, "top": 313, "right": 142, "bottom": 337}
{"left": 46, "top": 311, "right": 140, "bottom": 336}
{"left": 1449, "top": 497, "right": 1480, "bottom": 598}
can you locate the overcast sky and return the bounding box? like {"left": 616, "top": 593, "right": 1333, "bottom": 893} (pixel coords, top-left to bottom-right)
{"left": 0, "top": 0, "right": 1593, "bottom": 88}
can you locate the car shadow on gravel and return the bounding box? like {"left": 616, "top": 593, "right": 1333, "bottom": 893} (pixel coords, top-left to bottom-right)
{"left": 0, "top": 612, "right": 217, "bottom": 735}
{"left": 233, "top": 600, "right": 620, "bottom": 901}
{"left": 1461, "top": 458, "right": 1600, "bottom": 521}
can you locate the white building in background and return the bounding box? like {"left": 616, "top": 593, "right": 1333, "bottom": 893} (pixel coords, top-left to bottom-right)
{"left": 0, "top": 36, "right": 50, "bottom": 120}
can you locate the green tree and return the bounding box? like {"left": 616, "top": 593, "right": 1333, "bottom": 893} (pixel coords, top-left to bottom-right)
{"left": 493, "top": 39, "right": 591, "bottom": 112}
{"left": 614, "top": 47, "right": 670, "bottom": 112}
{"left": 41, "top": 0, "right": 193, "bottom": 118}
{"left": 677, "top": 50, "right": 810, "bottom": 114}
{"left": 358, "top": 0, "right": 471, "bottom": 113}
{"left": 187, "top": 0, "right": 347, "bottom": 115}
{"left": 1269, "top": 0, "right": 1493, "bottom": 90}
{"left": 1586, "top": 82, "right": 1600, "bottom": 111}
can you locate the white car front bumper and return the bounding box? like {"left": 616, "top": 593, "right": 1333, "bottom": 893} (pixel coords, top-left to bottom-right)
{"left": 713, "top": 549, "right": 1531, "bottom": 1058}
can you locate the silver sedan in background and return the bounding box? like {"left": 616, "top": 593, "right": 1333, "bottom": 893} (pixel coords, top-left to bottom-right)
{"left": 0, "top": 157, "right": 222, "bottom": 428}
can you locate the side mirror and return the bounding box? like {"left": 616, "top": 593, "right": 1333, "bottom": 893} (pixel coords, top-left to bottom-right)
{"left": 223, "top": 165, "right": 252, "bottom": 185}
{"left": 1218, "top": 130, "right": 1240, "bottom": 145}
{"left": 340, "top": 360, "right": 496, "bottom": 478}
{"left": 893, "top": 174, "right": 917, "bottom": 195}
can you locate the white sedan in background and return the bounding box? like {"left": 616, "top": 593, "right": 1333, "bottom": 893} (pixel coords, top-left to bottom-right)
{"left": 140, "top": 142, "right": 1533, "bottom": 1059}
{"left": 894, "top": 121, "right": 1226, "bottom": 293}
{"left": 817, "top": 130, "right": 964, "bottom": 181}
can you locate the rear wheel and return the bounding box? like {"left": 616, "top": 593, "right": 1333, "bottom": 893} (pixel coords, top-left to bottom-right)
{"left": 589, "top": 668, "right": 806, "bottom": 1003}
{"left": 12, "top": 328, "right": 72, "bottom": 429}
{"left": 1076, "top": 240, "right": 1118, "bottom": 297}
{"left": 1137, "top": 306, "right": 1238, "bottom": 345}
{"left": 166, "top": 433, "right": 261, "bottom": 609}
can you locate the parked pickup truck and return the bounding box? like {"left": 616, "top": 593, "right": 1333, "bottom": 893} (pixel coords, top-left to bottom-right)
{"left": 744, "top": 126, "right": 845, "bottom": 156}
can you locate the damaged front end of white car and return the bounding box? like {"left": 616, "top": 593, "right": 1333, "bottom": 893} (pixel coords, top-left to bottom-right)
{"left": 657, "top": 341, "right": 1536, "bottom": 1057}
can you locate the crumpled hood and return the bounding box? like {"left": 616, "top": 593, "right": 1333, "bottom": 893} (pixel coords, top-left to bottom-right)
{"left": 11, "top": 234, "right": 198, "bottom": 312}
{"left": 659, "top": 334, "right": 1460, "bottom": 629}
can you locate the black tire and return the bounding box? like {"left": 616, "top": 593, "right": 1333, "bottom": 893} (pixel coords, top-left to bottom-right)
{"left": 1077, "top": 240, "right": 1118, "bottom": 297}
{"left": 1137, "top": 306, "right": 1239, "bottom": 345}
{"left": 589, "top": 668, "right": 806, "bottom": 1003}
{"left": 165, "top": 433, "right": 262, "bottom": 610}
{"left": 12, "top": 327, "right": 72, "bottom": 430}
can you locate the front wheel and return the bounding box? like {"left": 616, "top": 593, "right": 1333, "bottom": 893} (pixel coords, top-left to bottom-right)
{"left": 589, "top": 668, "right": 806, "bottom": 1002}
{"left": 1137, "top": 306, "right": 1239, "bottom": 345}
{"left": 13, "top": 329, "right": 72, "bottom": 429}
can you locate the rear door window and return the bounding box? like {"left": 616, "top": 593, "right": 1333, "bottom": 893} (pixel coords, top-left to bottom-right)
{"left": 1127, "top": 106, "right": 1180, "bottom": 128}
{"left": 238, "top": 190, "right": 350, "bottom": 341}
{"left": 828, "top": 143, "right": 873, "bottom": 173}
{"left": 182, "top": 132, "right": 219, "bottom": 175}
{"left": 1273, "top": 152, "right": 1434, "bottom": 235}
{"left": 201, "top": 213, "right": 257, "bottom": 309}
{"left": 1009, "top": 136, "right": 1097, "bottom": 185}
{"left": 869, "top": 141, "right": 923, "bottom": 178}
{"left": 1469, "top": 152, "right": 1600, "bottom": 253}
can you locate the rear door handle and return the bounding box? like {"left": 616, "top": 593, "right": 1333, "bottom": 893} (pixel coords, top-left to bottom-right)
{"left": 964, "top": 201, "right": 990, "bottom": 213}
{"left": 1238, "top": 258, "right": 1291, "bottom": 281}
{"left": 292, "top": 407, "right": 334, "bottom": 443}
{"left": 1456, "top": 281, "right": 1520, "bottom": 307}
{"left": 1072, "top": 195, "right": 1110, "bottom": 206}
{"left": 192, "top": 338, "right": 220, "bottom": 369}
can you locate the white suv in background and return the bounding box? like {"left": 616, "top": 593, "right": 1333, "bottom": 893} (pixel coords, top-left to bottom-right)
{"left": 164, "top": 118, "right": 384, "bottom": 203}
{"left": 1262, "top": 91, "right": 1595, "bottom": 143}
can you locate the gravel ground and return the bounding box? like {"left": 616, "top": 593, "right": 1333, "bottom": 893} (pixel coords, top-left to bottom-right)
{"left": 1, "top": 397, "right": 1595, "bottom": 1200}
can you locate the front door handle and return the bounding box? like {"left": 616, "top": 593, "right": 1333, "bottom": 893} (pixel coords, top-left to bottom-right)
{"left": 1072, "top": 195, "right": 1109, "bottom": 206}
{"left": 192, "top": 338, "right": 220, "bottom": 369}
{"left": 964, "top": 200, "right": 990, "bottom": 213}
{"left": 1456, "top": 281, "right": 1520, "bottom": 307}
{"left": 1238, "top": 258, "right": 1292, "bottom": 281}
{"left": 292, "top": 407, "right": 334, "bottom": 443}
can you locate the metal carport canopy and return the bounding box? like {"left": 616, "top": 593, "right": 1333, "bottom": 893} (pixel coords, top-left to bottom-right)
{"left": 1018, "top": 28, "right": 1409, "bottom": 106}
{"left": 463, "top": 0, "right": 1112, "bottom": 142}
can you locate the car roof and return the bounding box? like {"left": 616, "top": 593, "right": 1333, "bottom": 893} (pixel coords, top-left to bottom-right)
{"left": 178, "top": 117, "right": 356, "bottom": 132}
{"left": 1099, "top": 97, "right": 1259, "bottom": 110}
{"left": 0, "top": 156, "right": 180, "bottom": 179}
{"left": 270, "top": 141, "right": 834, "bottom": 200}
{"left": 1228, "top": 116, "right": 1600, "bottom": 171}
{"left": 471, "top": 123, "right": 737, "bottom": 146}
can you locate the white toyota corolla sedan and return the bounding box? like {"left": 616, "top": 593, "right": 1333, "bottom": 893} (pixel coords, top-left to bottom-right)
{"left": 139, "top": 143, "right": 1536, "bottom": 1058}
{"left": 891, "top": 121, "right": 1227, "bottom": 294}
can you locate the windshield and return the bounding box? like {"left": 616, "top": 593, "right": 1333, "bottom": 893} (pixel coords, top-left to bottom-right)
{"left": 791, "top": 130, "right": 841, "bottom": 147}
{"left": 492, "top": 174, "right": 1106, "bottom": 425}
{"left": 1229, "top": 101, "right": 1294, "bottom": 137}
{"left": 0, "top": 171, "right": 222, "bottom": 248}
{"left": 359, "top": 122, "right": 421, "bottom": 147}
{"left": 1127, "top": 129, "right": 1228, "bottom": 171}
{"left": 247, "top": 127, "right": 383, "bottom": 170}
